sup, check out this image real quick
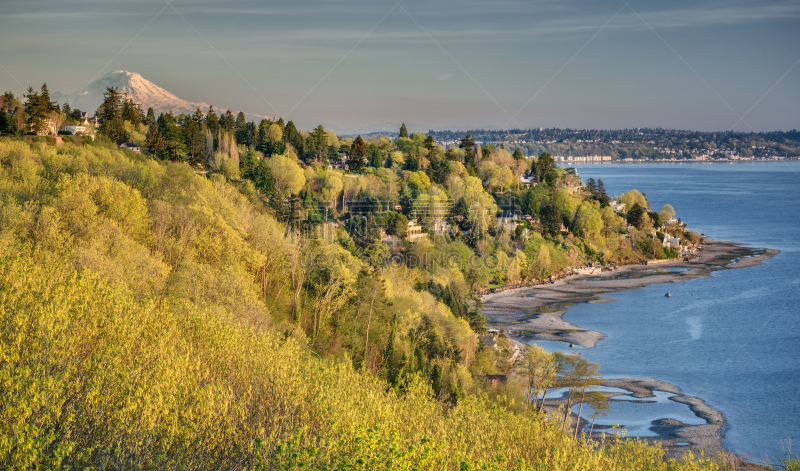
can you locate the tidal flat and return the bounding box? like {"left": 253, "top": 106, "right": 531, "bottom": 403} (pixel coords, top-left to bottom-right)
{"left": 482, "top": 240, "right": 778, "bottom": 460}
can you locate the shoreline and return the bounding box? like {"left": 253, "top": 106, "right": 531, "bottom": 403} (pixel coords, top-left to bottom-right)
{"left": 481, "top": 239, "right": 779, "bottom": 462}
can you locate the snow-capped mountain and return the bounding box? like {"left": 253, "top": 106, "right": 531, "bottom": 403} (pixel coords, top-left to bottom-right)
{"left": 53, "top": 70, "right": 215, "bottom": 117}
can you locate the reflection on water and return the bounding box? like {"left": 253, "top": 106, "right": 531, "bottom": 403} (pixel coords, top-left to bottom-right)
{"left": 567, "top": 390, "right": 706, "bottom": 437}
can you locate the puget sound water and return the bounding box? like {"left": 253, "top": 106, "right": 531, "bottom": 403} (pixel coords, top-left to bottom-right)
{"left": 536, "top": 161, "right": 800, "bottom": 463}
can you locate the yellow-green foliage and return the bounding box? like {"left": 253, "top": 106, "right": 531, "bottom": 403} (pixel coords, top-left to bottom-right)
{"left": 1, "top": 249, "right": 721, "bottom": 470}
{"left": 0, "top": 141, "right": 724, "bottom": 470}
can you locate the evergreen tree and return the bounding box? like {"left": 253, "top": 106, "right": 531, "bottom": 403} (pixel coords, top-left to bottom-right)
{"left": 310, "top": 125, "right": 328, "bottom": 162}
{"left": 205, "top": 106, "right": 219, "bottom": 135}
{"left": 244, "top": 121, "right": 257, "bottom": 148}
{"left": 122, "top": 99, "right": 143, "bottom": 126}
{"left": 348, "top": 135, "right": 367, "bottom": 172}
{"left": 234, "top": 111, "right": 247, "bottom": 144}
{"left": 427, "top": 155, "right": 449, "bottom": 185}
{"left": 597, "top": 179, "right": 607, "bottom": 198}
{"left": 146, "top": 125, "right": 167, "bottom": 159}
{"left": 458, "top": 135, "right": 476, "bottom": 163}
{"left": 627, "top": 203, "right": 646, "bottom": 229}
{"left": 61, "top": 102, "right": 71, "bottom": 117}
{"left": 327, "top": 144, "right": 339, "bottom": 163}
{"left": 399, "top": 122, "right": 408, "bottom": 138}
{"left": 39, "top": 84, "right": 54, "bottom": 111}
{"left": 404, "top": 152, "right": 420, "bottom": 171}
{"left": 586, "top": 178, "right": 597, "bottom": 194}
{"left": 0, "top": 105, "right": 8, "bottom": 133}
{"left": 513, "top": 148, "right": 524, "bottom": 161}
{"left": 23, "top": 87, "right": 43, "bottom": 134}
{"left": 221, "top": 109, "right": 235, "bottom": 131}
{"left": 145, "top": 107, "right": 156, "bottom": 126}
{"left": 423, "top": 135, "right": 437, "bottom": 160}
{"left": 284, "top": 121, "right": 303, "bottom": 153}
{"left": 369, "top": 146, "right": 383, "bottom": 168}
{"left": 541, "top": 203, "right": 562, "bottom": 235}
{"left": 534, "top": 152, "right": 558, "bottom": 184}
{"left": 99, "top": 87, "right": 125, "bottom": 143}
{"left": 182, "top": 118, "right": 202, "bottom": 161}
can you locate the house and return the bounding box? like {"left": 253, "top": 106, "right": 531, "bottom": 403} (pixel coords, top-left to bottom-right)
{"left": 610, "top": 200, "right": 626, "bottom": 213}
{"left": 406, "top": 219, "right": 428, "bottom": 243}
{"left": 36, "top": 118, "right": 58, "bottom": 136}
{"left": 328, "top": 162, "right": 349, "bottom": 171}
{"left": 119, "top": 143, "right": 141, "bottom": 153}
{"left": 575, "top": 266, "right": 602, "bottom": 275}
{"left": 496, "top": 210, "right": 520, "bottom": 232}
{"left": 519, "top": 171, "right": 533, "bottom": 187}
{"left": 661, "top": 235, "right": 680, "bottom": 248}
{"left": 62, "top": 124, "right": 88, "bottom": 136}
{"left": 425, "top": 217, "right": 449, "bottom": 236}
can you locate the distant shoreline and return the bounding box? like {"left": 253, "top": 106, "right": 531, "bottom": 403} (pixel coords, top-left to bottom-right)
{"left": 563, "top": 158, "right": 798, "bottom": 164}
{"left": 481, "top": 240, "right": 779, "bottom": 461}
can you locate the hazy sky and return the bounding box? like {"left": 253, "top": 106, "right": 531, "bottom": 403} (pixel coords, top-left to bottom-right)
{"left": 1, "top": 0, "right": 798, "bottom": 132}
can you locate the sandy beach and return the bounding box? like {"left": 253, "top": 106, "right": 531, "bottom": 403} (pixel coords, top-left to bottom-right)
{"left": 482, "top": 240, "right": 779, "bottom": 461}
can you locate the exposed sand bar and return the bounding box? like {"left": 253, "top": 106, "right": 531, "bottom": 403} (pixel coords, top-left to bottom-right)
{"left": 482, "top": 240, "right": 779, "bottom": 460}
{"left": 482, "top": 240, "right": 778, "bottom": 349}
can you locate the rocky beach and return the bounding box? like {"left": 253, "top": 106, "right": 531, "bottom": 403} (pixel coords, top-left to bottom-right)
{"left": 482, "top": 240, "right": 779, "bottom": 461}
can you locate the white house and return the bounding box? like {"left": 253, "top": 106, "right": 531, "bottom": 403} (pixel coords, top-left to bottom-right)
{"left": 62, "top": 124, "right": 88, "bottom": 136}
{"left": 662, "top": 235, "right": 681, "bottom": 248}
{"left": 119, "top": 142, "right": 141, "bottom": 153}
{"left": 496, "top": 210, "right": 520, "bottom": 232}
{"left": 610, "top": 200, "right": 626, "bottom": 213}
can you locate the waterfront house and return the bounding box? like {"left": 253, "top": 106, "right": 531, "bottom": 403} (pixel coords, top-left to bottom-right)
{"left": 661, "top": 235, "right": 681, "bottom": 248}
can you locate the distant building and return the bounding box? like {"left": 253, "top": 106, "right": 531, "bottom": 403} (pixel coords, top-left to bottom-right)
{"left": 119, "top": 142, "right": 141, "bottom": 153}
{"left": 661, "top": 235, "right": 680, "bottom": 248}
{"left": 610, "top": 200, "right": 626, "bottom": 213}
{"left": 406, "top": 219, "right": 428, "bottom": 243}
{"left": 62, "top": 124, "right": 88, "bottom": 136}
{"left": 496, "top": 210, "right": 520, "bottom": 232}
{"left": 328, "top": 162, "right": 349, "bottom": 171}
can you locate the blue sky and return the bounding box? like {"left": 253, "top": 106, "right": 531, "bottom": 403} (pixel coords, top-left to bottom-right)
{"left": 1, "top": 0, "right": 798, "bottom": 131}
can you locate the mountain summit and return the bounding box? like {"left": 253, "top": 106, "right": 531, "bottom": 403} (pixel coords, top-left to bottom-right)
{"left": 53, "top": 70, "right": 211, "bottom": 116}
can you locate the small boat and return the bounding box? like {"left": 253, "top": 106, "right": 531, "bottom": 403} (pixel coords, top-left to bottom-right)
{"left": 665, "top": 293, "right": 672, "bottom": 297}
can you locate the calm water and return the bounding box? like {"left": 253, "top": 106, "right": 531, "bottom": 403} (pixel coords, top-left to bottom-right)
{"left": 542, "top": 162, "right": 800, "bottom": 463}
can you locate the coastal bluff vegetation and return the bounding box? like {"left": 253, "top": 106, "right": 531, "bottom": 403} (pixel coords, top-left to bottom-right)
{"left": 2, "top": 86, "right": 798, "bottom": 470}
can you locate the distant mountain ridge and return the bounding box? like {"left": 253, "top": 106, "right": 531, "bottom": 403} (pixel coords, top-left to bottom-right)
{"left": 52, "top": 70, "right": 264, "bottom": 120}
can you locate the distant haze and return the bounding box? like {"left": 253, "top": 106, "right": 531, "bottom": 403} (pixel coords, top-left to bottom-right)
{"left": 1, "top": 0, "right": 798, "bottom": 132}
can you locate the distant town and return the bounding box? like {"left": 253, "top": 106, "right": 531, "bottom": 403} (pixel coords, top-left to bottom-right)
{"left": 347, "top": 128, "right": 800, "bottom": 162}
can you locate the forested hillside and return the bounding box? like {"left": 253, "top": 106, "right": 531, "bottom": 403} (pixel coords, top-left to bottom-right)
{"left": 0, "top": 138, "right": 733, "bottom": 470}
{"left": 0, "top": 84, "right": 747, "bottom": 470}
